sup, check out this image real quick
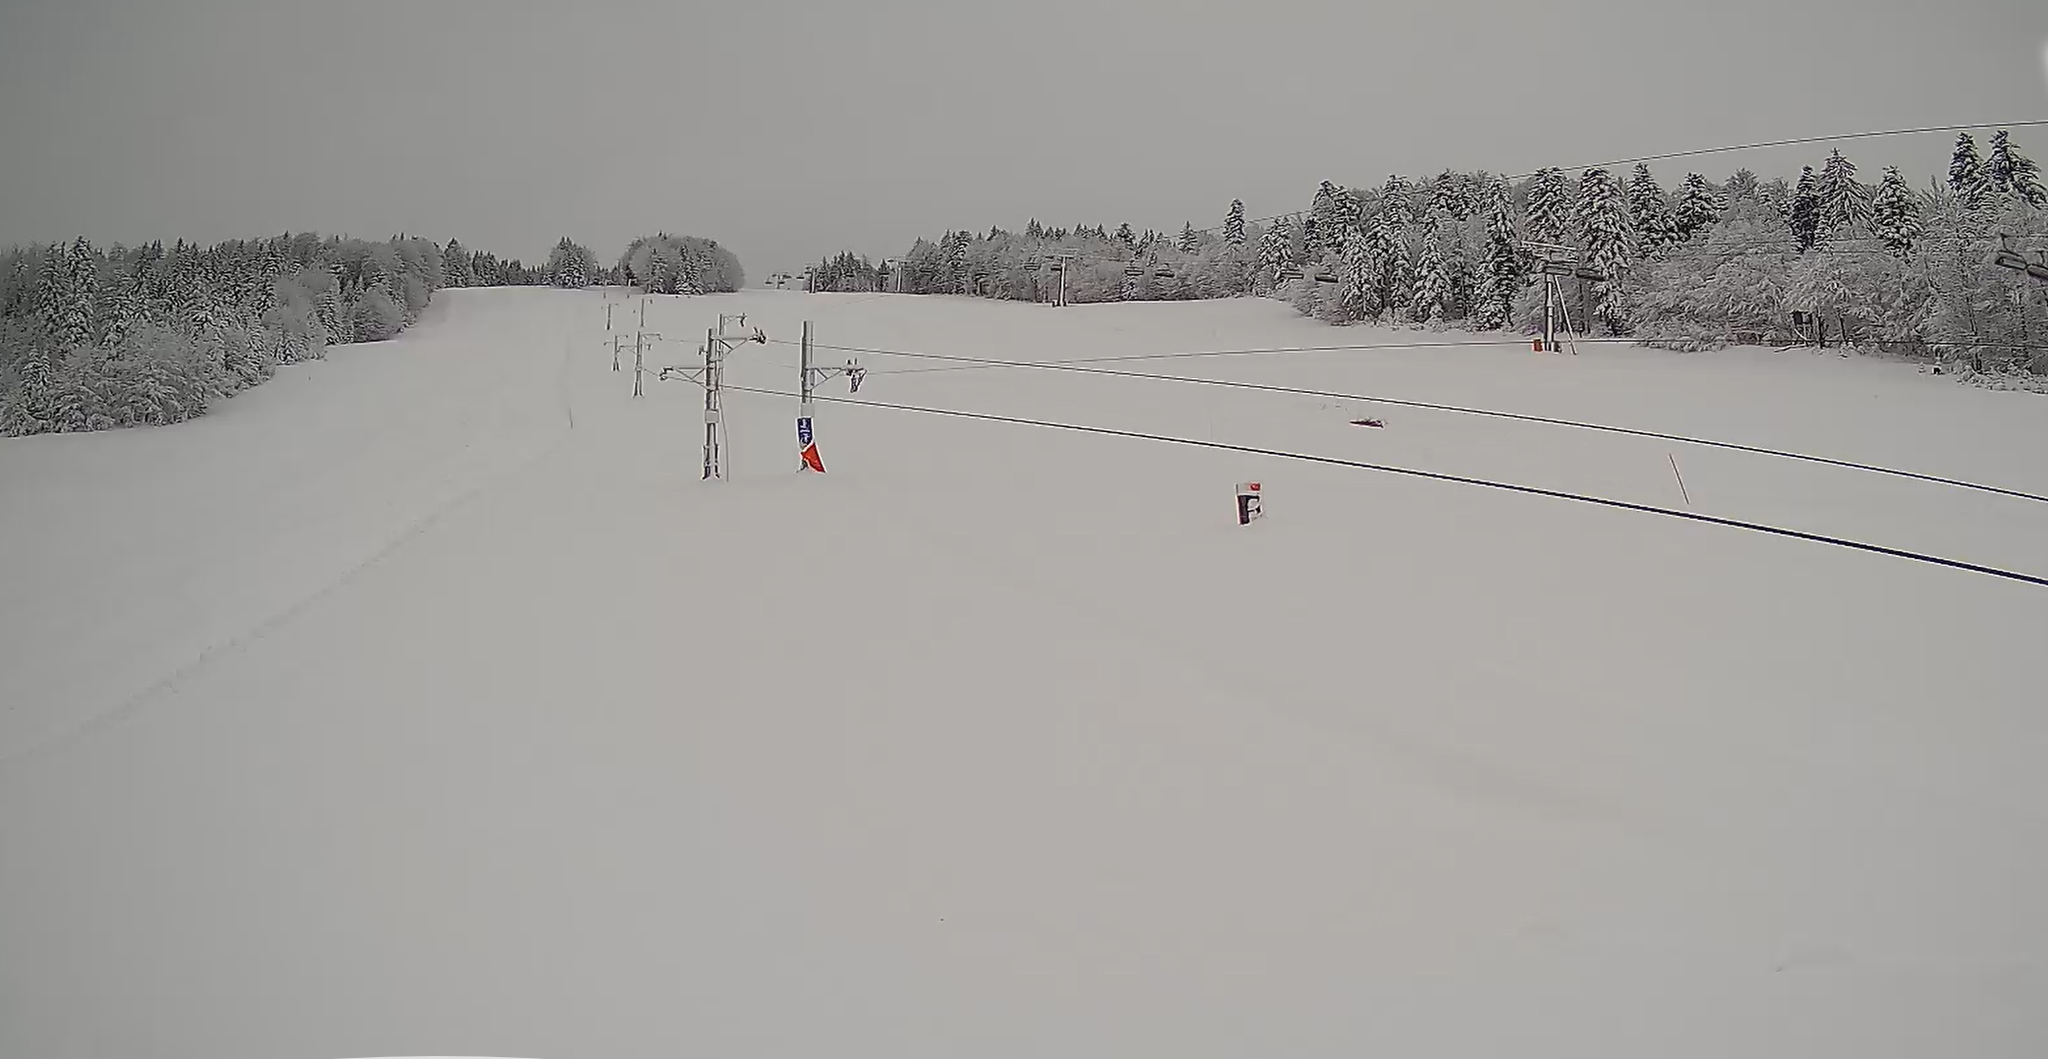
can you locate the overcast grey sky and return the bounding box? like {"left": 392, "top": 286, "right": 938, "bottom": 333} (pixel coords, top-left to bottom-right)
{"left": 2, "top": 0, "right": 2045, "bottom": 275}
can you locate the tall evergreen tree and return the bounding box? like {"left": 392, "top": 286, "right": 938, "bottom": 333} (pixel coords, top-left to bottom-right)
{"left": 1410, "top": 226, "right": 1450, "bottom": 323}
{"left": 1380, "top": 174, "right": 1416, "bottom": 229}
{"left": 442, "top": 239, "right": 472, "bottom": 287}
{"left": 1308, "top": 181, "right": 1339, "bottom": 259}
{"left": 1816, "top": 149, "right": 1871, "bottom": 232}
{"left": 1333, "top": 186, "right": 1363, "bottom": 242}
{"left": 1179, "top": 222, "right": 1198, "bottom": 252}
{"left": 1627, "top": 163, "right": 1676, "bottom": 255}
{"left": 548, "top": 237, "right": 591, "bottom": 289}
{"left": 1339, "top": 228, "right": 1375, "bottom": 319}
{"left": 1365, "top": 214, "right": 1410, "bottom": 318}
{"left": 1574, "top": 168, "right": 1635, "bottom": 332}
{"left": 1525, "top": 168, "right": 1571, "bottom": 246}
{"left": 1724, "top": 168, "right": 1761, "bottom": 203}
{"left": 1788, "top": 166, "right": 1822, "bottom": 251}
{"left": 1672, "top": 172, "right": 1723, "bottom": 241}
{"left": 1949, "top": 132, "right": 1987, "bottom": 207}
{"left": 1256, "top": 220, "right": 1292, "bottom": 287}
{"left": 1987, "top": 129, "right": 2047, "bottom": 207}
{"left": 1474, "top": 180, "right": 1522, "bottom": 330}
{"left": 41, "top": 240, "right": 94, "bottom": 349}
{"left": 1224, "top": 200, "right": 1247, "bottom": 245}
{"left": 1869, "top": 166, "right": 1924, "bottom": 258}
{"left": 1114, "top": 222, "right": 1135, "bottom": 246}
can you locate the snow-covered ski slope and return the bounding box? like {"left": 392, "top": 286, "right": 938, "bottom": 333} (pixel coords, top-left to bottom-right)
{"left": 3, "top": 287, "right": 2045, "bottom": 1059}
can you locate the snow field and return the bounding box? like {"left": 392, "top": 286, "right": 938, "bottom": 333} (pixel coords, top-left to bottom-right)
{"left": 2, "top": 287, "right": 2045, "bottom": 1059}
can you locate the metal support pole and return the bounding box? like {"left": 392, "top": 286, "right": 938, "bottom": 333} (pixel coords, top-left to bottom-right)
{"left": 703, "top": 327, "right": 719, "bottom": 480}
{"left": 800, "top": 320, "right": 815, "bottom": 405}
{"left": 1542, "top": 276, "right": 1555, "bottom": 353}
{"left": 633, "top": 334, "right": 645, "bottom": 397}
{"left": 613, "top": 335, "right": 623, "bottom": 371}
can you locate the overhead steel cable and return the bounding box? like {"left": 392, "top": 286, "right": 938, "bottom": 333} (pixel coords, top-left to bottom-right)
{"left": 759, "top": 336, "right": 2048, "bottom": 505}
{"left": 712, "top": 383, "right": 2048, "bottom": 589}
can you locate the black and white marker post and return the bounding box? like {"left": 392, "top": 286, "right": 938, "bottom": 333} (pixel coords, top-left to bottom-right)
{"left": 1236, "top": 481, "right": 1263, "bottom": 525}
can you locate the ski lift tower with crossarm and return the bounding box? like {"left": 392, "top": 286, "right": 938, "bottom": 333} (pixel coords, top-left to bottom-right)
{"left": 659, "top": 313, "right": 765, "bottom": 479}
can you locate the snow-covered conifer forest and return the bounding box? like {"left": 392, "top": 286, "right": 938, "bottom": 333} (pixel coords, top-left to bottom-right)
{"left": 0, "top": 231, "right": 737, "bottom": 436}
{"left": 822, "top": 130, "right": 2048, "bottom": 379}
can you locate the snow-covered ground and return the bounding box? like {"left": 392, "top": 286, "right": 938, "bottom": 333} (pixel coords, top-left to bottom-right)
{"left": 3, "top": 287, "right": 2045, "bottom": 1059}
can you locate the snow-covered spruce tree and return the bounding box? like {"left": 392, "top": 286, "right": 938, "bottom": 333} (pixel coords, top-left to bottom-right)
{"left": 1365, "top": 212, "right": 1410, "bottom": 320}
{"left": 1724, "top": 168, "right": 1761, "bottom": 204}
{"left": 1333, "top": 186, "right": 1362, "bottom": 241}
{"left": 1949, "top": 132, "right": 1988, "bottom": 207}
{"left": 1672, "top": 173, "right": 1723, "bottom": 242}
{"left": 38, "top": 241, "right": 93, "bottom": 351}
{"left": 1816, "top": 149, "right": 1872, "bottom": 233}
{"left": 1474, "top": 180, "right": 1522, "bottom": 330}
{"left": 1256, "top": 219, "right": 1292, "bottom": 290}
{"left": 1338, "top": 228, "right": 1374, "bottom": 320}
{"left": 1445, "top": 226, "right": 1477, "bottom": 321}
{"left": 1987, "top": 129, "right": 2047, "bottom": 207}
{"left": 1410, "top": 226, "right": 1451, "bottom": 324}
{"left": 1524, "top": 167, "right": 1571, "bottom": 246}
{"left": 1380, "top": 174, "right": 1416, "bottom": 229}
{"left": 1869, "top": 166, "right": 1924, "bottom": 258}
{"left": 548, "top": 237, "right": 593, "bottom": 289}
{"left": 1574, "top": 167, "right": 1636, "bottom": 333}
{"left": 1115, "top": 222, "right": 1135, "bottom": 247}
{"left": 3, "top": 323, "right": 56, "bottom": 434}
{"left": 649, "top": 244, "right": 681, "bottom": 294}
{"left": 1788, "top": 166, "right": 1822, "bottom": 251}
{"left": 1309, "top": 181, "right": 1340, "bottom": 259}
{"left": 1224, "top": 200, "right": 1247, "bottom": 245}
{"left": 442, "top": 239, "right": 471, "bottom": 287}
{"left": 1627, "top": 164, "right": 1676, "bottom": 256}
{"left": 1179, "top": 222, "right": 1199, "bottom": 253}
{"left": 948, "top": 231, "right": 971, "bottom": 293}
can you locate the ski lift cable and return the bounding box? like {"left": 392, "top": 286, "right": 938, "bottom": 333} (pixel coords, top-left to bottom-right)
{"left": 756, "top": 336, "right": 2048, "bottom": 505}
{"left": 713, "top": 383, "right": 2048, "bottom": 589}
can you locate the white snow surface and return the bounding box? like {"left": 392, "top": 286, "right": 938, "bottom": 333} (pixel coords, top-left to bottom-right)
{"left": 3, "top": 288, "right": 2046, "bottom": 1059}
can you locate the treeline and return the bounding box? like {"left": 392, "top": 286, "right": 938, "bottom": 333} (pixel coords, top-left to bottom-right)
{"left": 616, "top": 233, "right": 745, "bottom": 295}
{"left": 0, "top": 232, "right": 563, "bottom": 436}
{"left": 875, "top": 129, "right": 2048, "bottom": 377}
{"left": 0, "top": 228, "right": 750, "bottom": 437}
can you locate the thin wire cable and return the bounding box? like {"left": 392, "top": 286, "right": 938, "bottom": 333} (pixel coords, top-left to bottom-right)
{"left": 772, "top": 331, "right": 2048, "bottom": 370}
{"left": 712, "top": 383, "right": 2048, "bottom": 589}
{"left": 761, "top": 336, "right": 2048, "bottom": 504}
{"left": 1510, "top": 119, "right": 2048, "bottom": 181}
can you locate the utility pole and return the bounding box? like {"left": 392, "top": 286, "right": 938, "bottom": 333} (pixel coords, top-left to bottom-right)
{"left": 633, "top": 331, "right": 658, "bottom": 397}
{"left": 1050, "top": 249, "right": 1077, "bottom": 307}
{"left": 660, "top": 316, "right": 767, "bottom": 480}
{"left": 794, "top": 320, "right": 865, "bottom": 473}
